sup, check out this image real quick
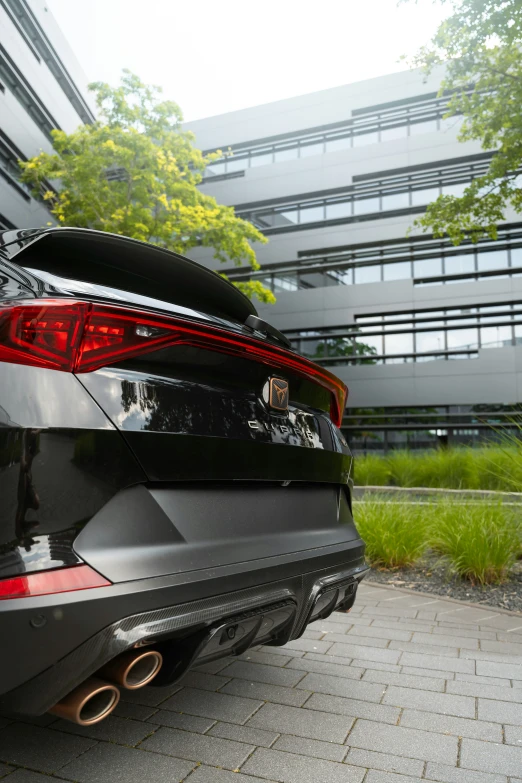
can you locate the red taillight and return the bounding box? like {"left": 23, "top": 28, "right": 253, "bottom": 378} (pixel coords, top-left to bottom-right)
{"left": 0, "top": 302, "right": 85, "bottom": 371}
{"left": 0, "top": 299, "right": 348, "bottom": 427}
{"left": 0, "top": 565, "right": 111, "bottom": 600}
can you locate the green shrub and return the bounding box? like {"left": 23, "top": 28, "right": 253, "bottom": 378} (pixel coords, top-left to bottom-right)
{"left": 353, "top": 454, "right": 391, "bottom": 486}
{"left": 354, "top": 496, "right": 522, "bottom": 582}
{"left": 432, "top": 499, "right": 521, "bottom": 584}
{"left": 385, "top": 450, "right": 422, "bottom": 487}
{"left": 353, "top": 446, "right": 522, "bottom": 491}
{"left": 354, "top": 498, "right": 430, "bottom": 568}
{"left": 384, "top": 449, "right": 474, "bottom": 488}
{"left": 473, "top": 447, "right": 522, "bottom": 492}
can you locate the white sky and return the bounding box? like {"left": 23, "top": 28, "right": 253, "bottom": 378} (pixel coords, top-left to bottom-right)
{"left": 46, "top": 0, "right": 447, "bottom": 121}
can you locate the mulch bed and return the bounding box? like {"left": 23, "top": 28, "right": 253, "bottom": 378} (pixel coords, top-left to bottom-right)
{"left": 366, "top": 554, "right": 522, "bottom": 613}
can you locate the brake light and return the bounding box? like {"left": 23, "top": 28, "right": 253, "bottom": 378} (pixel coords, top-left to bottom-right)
{"left": 0, "top": 299, "right": 348, "bottom": 427}
{"left": 0, "top": 565, "right": 111, "bottom": 600}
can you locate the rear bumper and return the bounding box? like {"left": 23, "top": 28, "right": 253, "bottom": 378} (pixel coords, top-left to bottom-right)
{"left": 0, "top": 542, "right": 367, "bottom": 716}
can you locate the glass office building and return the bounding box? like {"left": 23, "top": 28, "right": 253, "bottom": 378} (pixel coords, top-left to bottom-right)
{"left": 186, "top": 68, "right": 522, "bottom": 451}
{"left": 0, "top": 0, "right": 94, "bottom": 230}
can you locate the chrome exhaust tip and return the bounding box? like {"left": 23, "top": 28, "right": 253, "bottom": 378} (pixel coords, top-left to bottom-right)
{"left": 99, "top": 649, "right": 163, "bottom": 690}
{"left": 49, "top": 677, "right": 120, "bottom": 725}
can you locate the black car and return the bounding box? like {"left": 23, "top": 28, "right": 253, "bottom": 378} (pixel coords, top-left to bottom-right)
{"left": 0, "top": 227, "right": 367, "bottom": 726}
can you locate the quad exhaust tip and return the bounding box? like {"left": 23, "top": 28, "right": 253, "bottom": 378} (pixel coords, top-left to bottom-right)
{"left": 99, "top": 649, "right": 163, "bottom": 690}
{"left": 49, "top": 677, "right": 120, "bottom": 725}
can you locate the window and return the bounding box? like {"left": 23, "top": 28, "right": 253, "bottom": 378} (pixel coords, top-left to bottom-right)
{"left": 202, "top": 96, "right": 468, "bottom": 178}
{"left": 380, "top": 125, "right": 407, "bottom": 142}
{"left": 274, "top": 146, "right": 298, "bottom": 162}
{"left": 328, "top": 269, "right": 353, "bottom": 285}
{"left": 447, "top": 328, "right": 479, "bottom": 351}
{"left": 300, "top": 338, "right": 326, "bottom": 358}
{"left": 411, "top": 187, "right": 440, "bottom": 206}
{"left": 384, "top": 332, "right": 414, "bottom": 355}
{"left": 418, "top": 317, "right": 445, "bottom": 329}
{"left": 354, "top": 265, "right": 381, "bottom": 284}
{"left": 381, "top": 191, "right": 410, "bottom": 211}
{"left": 225, "top": 157, "right": 246, "bottom": 172}
{"left": 353, "top": 197, "right": 380, "bottom": 215}
{"left": 326, "top": 201, "right": 352, "bottom": 219}
{"left": 300, "top": 272, "right": 332, "bottom": 288}
{"left": 300, "top": 141, "right": 324, "bottom": 157}
{"left": 250, "top": 150, "right": 273, "bottom": 167}
{"left": 360, "top": 335, "right": 383, "bottom": 354}
{"left": 453, "top": 309, "right": 477, "bottom": 325}
{"left": 325, "top": 337, "right": 354, "bottom": 357}
{"left": 326, "top": 136, "right": 352, "bottom": 152}
{"left": 409, "top": 119, "right": 438, "bottom": 135}
{"left": 353, "top": 131, "right": 378, "bottom": 147}
{"left": 254, "top": 212, "right": 286, "bottom": 228}
{"left": 416, "top": 331, "right": 445, "bottom": 353}
{"left": 383, "top": 261, "right": 411, "bottom": 281}
{"left": 236, "top": 153, "right": 501, "bottom": 235}
{"left": 480, "top": 308, "right": 513, "bottom": 323}
{"left": 445, "top": 253, "right": 475, "bottom": 275}
{"left": 273, "top": 275, "right": 299, "bottom": 292}
{"left": 511, "top": 247, "right": 522, "bottom": 267}
{"left": 442, "top": 181, "right": 468, "bottom": 197}
{"left": 414, "top": 257, "right": 442, "bottom": 278}
{"left": 481, "top": 325, "right": 513, "bottom": 349}
{"left": 477, "top": 249, "right": 509, "bottom": 271}
{"left": 279, "top": 210, "right": 299, "bottom": 224}
{"left": 440, "top": 114, "right": 464, "bottom": 133}
{"left": 206, "top": 162, "right": 226, "bottom": 176}
{"left": 300, "top": 205, "right": 324, "bottom": 223}
{"left": 229, "top": 228, "right": 522, "bottom": 294}
{"left": 280, "top": 302, "right": 522, "bottom": 367}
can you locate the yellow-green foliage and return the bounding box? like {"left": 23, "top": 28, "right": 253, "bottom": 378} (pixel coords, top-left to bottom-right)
{"left": 20, "top": 70, "right": 273, "bottom": 304}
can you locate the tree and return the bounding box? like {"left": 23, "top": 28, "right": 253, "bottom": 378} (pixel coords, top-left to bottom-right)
{"left": 20, "top": 70, "right": 274, "bottom": 303}
{"left": 410, "top": 0, "right": 522, "bottom": 245}
{"left": 312, "top": 334, "right": 378, "bottom": 363}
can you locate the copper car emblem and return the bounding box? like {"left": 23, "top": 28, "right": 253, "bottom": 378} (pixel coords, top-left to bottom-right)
{"left": 269, "top": 377, "right": 289, "bottom": 411}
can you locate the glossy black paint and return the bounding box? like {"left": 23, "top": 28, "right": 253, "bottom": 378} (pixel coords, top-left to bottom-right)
{"left": 79, "top": 360, "right": 333, "bottom": 440}
{"left": 0, "top": 364, "right": 146, "bottom": 577}
{"left": 0, "top": 427, "right": 146, "bottom": 577}
{"left": 77, "top": 361, "right": 348, "bottom": 483}
{"left": 0, "top": 227, "right": 256, "bottom": 322}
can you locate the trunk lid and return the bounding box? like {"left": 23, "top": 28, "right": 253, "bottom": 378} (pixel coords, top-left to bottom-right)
{"left": 3, "top": 228, "right": 350, "bottom": 484}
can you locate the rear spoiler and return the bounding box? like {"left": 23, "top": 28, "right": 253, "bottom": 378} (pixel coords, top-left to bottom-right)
{"left": 0, "top": 227, "right": 258, "bottom": 324}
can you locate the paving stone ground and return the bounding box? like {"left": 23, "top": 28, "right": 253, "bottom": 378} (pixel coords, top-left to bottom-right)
{"left": 2, "top": 583, "right": 522, "bottom": 782}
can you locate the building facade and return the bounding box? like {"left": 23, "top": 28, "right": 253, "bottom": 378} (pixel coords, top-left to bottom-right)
{"left": 186, "top": 68, "right": 522, "bottom": 451}
{"left": 0, "top": 0, "right": 93, "bottom": 230}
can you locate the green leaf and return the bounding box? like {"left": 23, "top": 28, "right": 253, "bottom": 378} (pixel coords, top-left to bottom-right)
{"left": 20, "top": 70, "right": 271, "bottom": 303}
{"left": 409, "top": 0, "right": 522, "bottom": 244}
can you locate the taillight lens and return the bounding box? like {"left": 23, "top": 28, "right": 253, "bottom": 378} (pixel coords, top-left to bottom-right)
{"left": 0, "top": 299, "right": 348, "bottom": 427}
{"left": 0, "top": 565, "right": 111, "bottom": 600}
{"left": 0, "top": 302, "right": 85, "bottom": 370}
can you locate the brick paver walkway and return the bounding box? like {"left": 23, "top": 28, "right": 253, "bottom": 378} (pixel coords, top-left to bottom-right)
{"left": 1, "top": 583, "right": 522, "bottom": 782}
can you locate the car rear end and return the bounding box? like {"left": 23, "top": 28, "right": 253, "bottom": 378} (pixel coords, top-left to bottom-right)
{"left": 0, "top": 227, "right": 367, "bottom": 724}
